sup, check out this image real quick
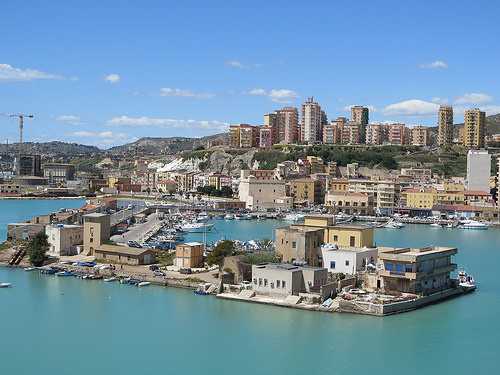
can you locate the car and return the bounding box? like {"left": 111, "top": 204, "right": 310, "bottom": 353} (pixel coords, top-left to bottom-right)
{"left": 127, "top": 240, "right": 142, "bottom": 248}
{"left": 179, "top": 268, "right": 192, "bottom": 275}
{"left": 149, "top": 265, "right": 159, "bottom": 271}
{"left": 154, "top": 271, "right": 165, "bottom": 277}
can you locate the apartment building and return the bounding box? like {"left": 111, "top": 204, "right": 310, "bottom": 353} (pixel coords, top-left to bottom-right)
{"left": 175, "top": 242, "right": 204, "bottom": 268}
{"left": 348, "top": 179, "right": 400, "bottom": 215}
{"left": 324, "top": 191, "right": 374, "bottom": 215}
{"left": 275, "top": 225, "right": 324, "bottom": 266}
{"left": 46, "top": 224, "right": 83, "bottom": 257}
{"left": 288, "top": 178, "right": 324, "bottom": 205}
{"left": 366, "top": 124, "right": 384, "bottom": 145}
{"left": 466, "top": 149, "right": 491, "bottom": 192}
{"left": 410, "top": 126, "right": 429, "bottom": 147}
{"left": 301, "top": 97, "right": 323, "bottom": 144}
{"left": 43, "top": 163, "right": 76, "bottom": 185}
{"left": 322, "top": 246, "right": 378, "bottom": 275}
{"left": 387, "top": 123, "right": 406, "bottom": 145}
{"left": 276, "top": 107, "right": 299, "bottom": 144}
{"left": 463, "top": 109, "right": 486, "bottom": 149}
{"left": 438, "top": 105, "right": 454, "bottom": 147}
{"left": 377, "top": 246, "right": 457, "bottom": 295}
{"left": 350, "top": 106, "right": 369, "bottom": 143}
{"left": 259, "top": 126, "right": 273, "bottom": 148}
{"left": 229, "top": 124, "right": 260, "bottom": 148}
{"left": 263, "top": 112, "right": 278, "bottom": 144}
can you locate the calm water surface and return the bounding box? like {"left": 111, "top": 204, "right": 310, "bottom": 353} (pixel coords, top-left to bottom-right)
{"left": 1, "top": 201, "right": 499, "bottom": 374}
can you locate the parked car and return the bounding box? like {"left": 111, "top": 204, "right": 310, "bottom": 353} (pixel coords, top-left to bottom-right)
{"left": 179, "top": 268, "right": 192, "bottom": 275}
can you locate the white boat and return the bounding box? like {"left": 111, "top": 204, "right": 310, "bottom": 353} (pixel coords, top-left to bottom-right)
{"left": 138, "top": 281, "right": 151, "bottom": 287}
{"left": 458, "top": 270, "right": 476, "bottom": 290}
{"left": 24, "top": 267, "right": 36, "bottom": 271}
{"left": 284, "top": 213, "right": 305, "bottom": 222}
{"left": 384, "top": 222, "right": 402, "bottom": 229}
{"left": 104, "top": 277, "right": 117, "bottom": 282}
{"left": 224, "top": 214, "right": 234, "bottom": 220}
{"left": 430, "top": 223, "right": 443, "bottom": 228}
{"left": 0, "top": 282, "right": 12, "bottom": 288}
{"left": 181, "top": 222, "right": 214, "bottom": 233}
{"left": 459, "top": 220, "right": 488, "bottom": 230}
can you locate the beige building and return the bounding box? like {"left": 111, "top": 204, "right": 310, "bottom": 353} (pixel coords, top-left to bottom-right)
{"left": 350, "top": 106, "right": 369, "bottom": 143}
{"left": 377, "top": 246, "right": 457, "bottom": 295}
{"left": 238, "top": 170, "right": 292, "bottom": 211}
{"left": 83, "top": 213, "right": 110, "bottom": 256}
{"left": 438, "top": 105, "right": 454, "bottom": 147}
{"left": 275, "top": 226, "right": 324, "bottom": 266}
{"left": 175, "top": 242, "right": 204, "bottom": 268}
{"left": 46, "top": 224, "right": 83, "bottom": 257}
{"left": 95, "top": 244, "right": 155, "bottom": 265}
{"left": 410, "top": 125, "right": 429, "bottom": 146}
{"left": 463, "top": 108, "right": 486, "bottom": 149}
{"left": 276, "top": 107, "right": 299, "bottom": 144}
{"left": 324, "top": 191, "right": 374, "bottom": 216}
{"left": 229, "top": 124, "right": 260, "bottom": 148}
{"left": 288, "top": 178, "right": 324, "bottom": 205}
{"left": 347, "top": 179, "right": 400, "bottom": 215}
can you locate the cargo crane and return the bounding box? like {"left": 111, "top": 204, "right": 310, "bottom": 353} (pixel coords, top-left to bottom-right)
{"left": 8, "top": 113, "right": 34, "bottom": 145}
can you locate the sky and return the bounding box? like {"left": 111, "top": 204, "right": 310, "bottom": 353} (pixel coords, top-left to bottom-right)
{"left": 1, "top": 0, "right": 499, "bottom": 148}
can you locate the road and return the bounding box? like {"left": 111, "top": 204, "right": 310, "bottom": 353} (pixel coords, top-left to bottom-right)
{"left": 111, "top": 212, "right": 163, "bottom": 244}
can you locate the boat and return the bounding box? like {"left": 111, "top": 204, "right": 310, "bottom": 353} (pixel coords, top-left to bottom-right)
{"left": 458, "top": 270, "right": 476, "bottom": 291}
{"left": 56, "top": 271, "right": 74, "bottom": 277}
{"left": 24, "top": 267, "right": 36, "bottom": 271}
{"left": 138, "top": 281, "right": 151, "bottom": 287}
{"left": 430, "top": 223, "right": 443, "bottom": 228}
{"left": 0, "top": 282, "right": 12, "bottom": 288}
{"left": 104, "top": 277, "right": 117, "bottom": 282}
{"left": 224, "top": 214, "right": 234, "bottom": 220}
{"left": 458, "top": 220, "right": 488, "bottom": 230}
{"left": 383, "top": 220, "right": 403, "bottom": 229}
{"left": 234, "top": 214, "right": 243, "bottom": 220}
{"left": 181, "top": 222, "right": 214, "bottom": 233}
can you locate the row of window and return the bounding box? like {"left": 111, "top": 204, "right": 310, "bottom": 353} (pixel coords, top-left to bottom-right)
{"left": 253, "top": 278, "right": 287, "bottom": 289}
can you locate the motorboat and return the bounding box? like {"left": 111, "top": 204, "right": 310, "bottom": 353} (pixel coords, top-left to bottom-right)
{"left": 284, "top": 213, "right": 305, "bottom": 222}
{"left": 56, "top": 271, "right": 74, "bottom": 277}
{"left": 138, "top": 281, "right": 151, "bottom": 287}
{"left": 0, "top": 282, "right": 12, "bottom": 288}
{"left": 458, "top": 270, "right": 476, "bottom": 290}
{"left": 104, "top": 277, "right": 117, "bottom": 282}
{"left": 430, "top": 222, "right": 443, "bottom": 228}
{"left": 458, "top": 220, "right": 488, "bottom": 230}
{"left": 224, "top": 214, "right": 234, "bottom": 220}
{"left": 181, "top": 222, "right": 214, "bottom": 233}
{"left": 24, "top": 267, "right": 36, "bottom": 271}
{"left": 383, "top": 220, "right": 403, "bottom": 229}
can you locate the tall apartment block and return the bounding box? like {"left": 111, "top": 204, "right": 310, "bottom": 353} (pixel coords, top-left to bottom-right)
{"left": 229, "top": 124, "right": 260, "bottom": 148}
{"left": 350, "top": 106, "right": 369, "bottom": 143}
{"left": 276, "top": 107, "right": 299, "bottom": 144}
{"left": 300, "top": 97, "right": 323, "bottom": 144}
{"left": 466, "top": 149, "right": 491, "bottom": 192}
{"left": 263, "top": 112, "right": 278, "bottom": 144}
{"left": 463, "top": 108, "right": 486, "bottom": 149}
{"left": 437, "top": 105, "right": 454, "bottom": 147}
{"left": 410, "top": 125, "right": 429, "bottom": 147}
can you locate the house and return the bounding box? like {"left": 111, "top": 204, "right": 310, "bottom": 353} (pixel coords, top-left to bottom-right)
{"left": 251, "top": 263, "right": 328, "bottom": 298}
{"left": 94, "top": 244, "right": 156, "bottom": 265}
{"left": 45, "top": 224, "right": 83, "bottom": 256}
{"left": 174, "top": 242, "right": 204, "bottom": 268}
{"left": 238, "top": 170, "right": 292, "bottom": 211}
{"left": 82, "top": 213, "right": 111, "bottom": 256}
{"left": 324, "top": 191, "right": 374, "bottom": 215}
{"left": 321, "top": 246, "right": 378, "bottom": 275}
{"left": 377, "top": 246, "right": 457, "bottom": 295}
{"left": 7, "top": 223, "right": 45, "bottom": 242}
{"left": 275, "top": 225, "right": 324, "bottom": 266}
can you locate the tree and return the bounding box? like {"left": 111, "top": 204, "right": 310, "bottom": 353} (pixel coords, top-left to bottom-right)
{"left": 206, "top": 240, "right": 235, "bottom": 269}
{"left": 27, "top": 232, "right": 49, "bottom": 266}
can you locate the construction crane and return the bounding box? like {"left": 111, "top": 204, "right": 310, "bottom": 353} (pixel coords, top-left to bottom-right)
{"left": 8, "top": 113, "right": 34, "bottom": 145}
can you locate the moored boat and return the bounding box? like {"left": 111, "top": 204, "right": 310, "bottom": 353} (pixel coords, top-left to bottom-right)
{"left": 0, "top": 282, "right": 12, "bottom": 288}
{"left": 104, "top": 277, "right": 117, "bottom": 282}
{"left": 138, "top": 281, "right": 151, "bottom": 287}
{"left": 458, "top": 220, "right": 488, "bottom": 230}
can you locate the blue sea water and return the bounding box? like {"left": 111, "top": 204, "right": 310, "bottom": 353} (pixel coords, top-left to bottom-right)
{"left": 1, "top": 201, "right": 499, "bottom": 374}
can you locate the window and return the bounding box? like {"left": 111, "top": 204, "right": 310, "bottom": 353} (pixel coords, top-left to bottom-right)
{"left": 330, "top": 261, "right": 336, "bottom": 269}
{"left": 333, "top": 235, "right": 338, "bottom": 241}
{"left": 292, "top": 241, "right": 296, "bottom": 248}
{"left": 282, "top": 281, "right": 286, "bottom": 288}
{"left": 264, "top": 279, "right": 268, "bottom": 287}
{"left": 345, "top": 260, "right": 350, "bottom": 266}
{"left": 349, "top": 236, "right": 355, "bottom": 247}
{"left": 253, "top": 278, "right": 257, "bottom": 285}
{"left": 270, "top": 282, "right": 274, "bottom": 289}
{"left": 277, "top": 280, "right": 281, "bottom": 288}
{"left": 258, "top": 278, "right": 262, "bottom": 286}
{"left": 385, "top": 262, "right": 393, "bottom": 271}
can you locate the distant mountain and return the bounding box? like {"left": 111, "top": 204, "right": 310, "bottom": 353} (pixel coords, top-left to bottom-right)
{"left": 0, "top": 141, "right": 101, "bottom": 155}
{"left": 107, "top": 134, "right": 227, "bottom": 154}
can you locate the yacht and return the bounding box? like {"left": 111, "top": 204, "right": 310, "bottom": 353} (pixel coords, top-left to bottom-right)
{"left": 284, "top": 213, "right": 305, "bottom": 222}
{"left": 458, "top": 270, "right": 476, "bottom": 290}
{"left": 181, "top": 222, "right": 214, "bottom": 233}
{"left": 224, "top": 214, "right": 234, "bottom": 220}
{"left": 459, "top": 220, "right": 488, "bottom": 230}
{"left": 0, "top": 282, "right": 12, "bottom": 288}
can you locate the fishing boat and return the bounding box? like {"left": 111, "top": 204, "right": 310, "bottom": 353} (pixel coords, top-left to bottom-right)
{"left": 224, "top": 214, "right": 234, "bottom": 220}
{"left": 56, "top": 271, "right": 74, "bottom": 277}
{"left": 458, "top": 220, "right": 488, "bottom": 230}
{"left": 137, "top": 281, "right": 151, "bottom": 287}
{"left": 24, "top": 267, "right": 36, "bottom": 271}
{"left": 104, "top": 277, "right": 117, "bottom": 282}
{"left": 0, "top": 282, "right": 12, "bottom": 288}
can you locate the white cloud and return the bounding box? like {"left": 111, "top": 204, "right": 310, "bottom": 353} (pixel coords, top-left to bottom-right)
{"left": 70, "top": 130, "right": 128, "bottom": 139}
{"left": 159, "top": 87, "right": 214, "bottom": 99}
{"left": 0, "top": 63, "right": 64, "bottom": 81}
{"left": 56, "top": 115, "right": 81, "bottom": 125}
{"left": 343, "top": 104, "right": 377, "bottom": 112}
{"left": 226, "top": 60, "right": 245, "bottom": 69}
{"left": 454, "top": 93, "right": 493, "bottom": 105}
{"left": 431, "top": 97, "right": 448, "bottom": 104}
{"left": 104, "top": 73, "right": 120, "bottom": 83}
{"left": 419, "top": 60, "right": 448, "bottom": 69}
{"left": 383, "top": 99, "right": 439, "bottom": 116}
{"left": 106, "top": 116, "right": 228, "bottom": 132}
{"left": 479, "top": 105, "right": 500, "bottom": 115}
{"left": 247, "top": 88, "right": 298, "bottom": 103}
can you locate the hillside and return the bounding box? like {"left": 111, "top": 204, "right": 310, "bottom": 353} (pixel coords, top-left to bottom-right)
{"left": 0, "top": 141, "right": 101, "bottom": 155}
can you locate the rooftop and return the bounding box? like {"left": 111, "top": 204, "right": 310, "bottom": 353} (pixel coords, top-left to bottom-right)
{"left": 95, "top": 244, "right": 152, "bottom": 256}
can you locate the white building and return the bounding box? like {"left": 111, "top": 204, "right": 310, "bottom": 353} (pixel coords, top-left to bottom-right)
{"left": 321, "top": 245, "right": 378, "bottom": 275}
{"left": 46, "top": 224, "right": 84, "bottom": 257}
{"left": 301, "top": 97, "right": 323, "bottom": 144}
{"left": 238, "top": 170, "right": 292, "bottom": 211}
{"left": 466, "top": 150, "right": 491, "bottom": 192}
